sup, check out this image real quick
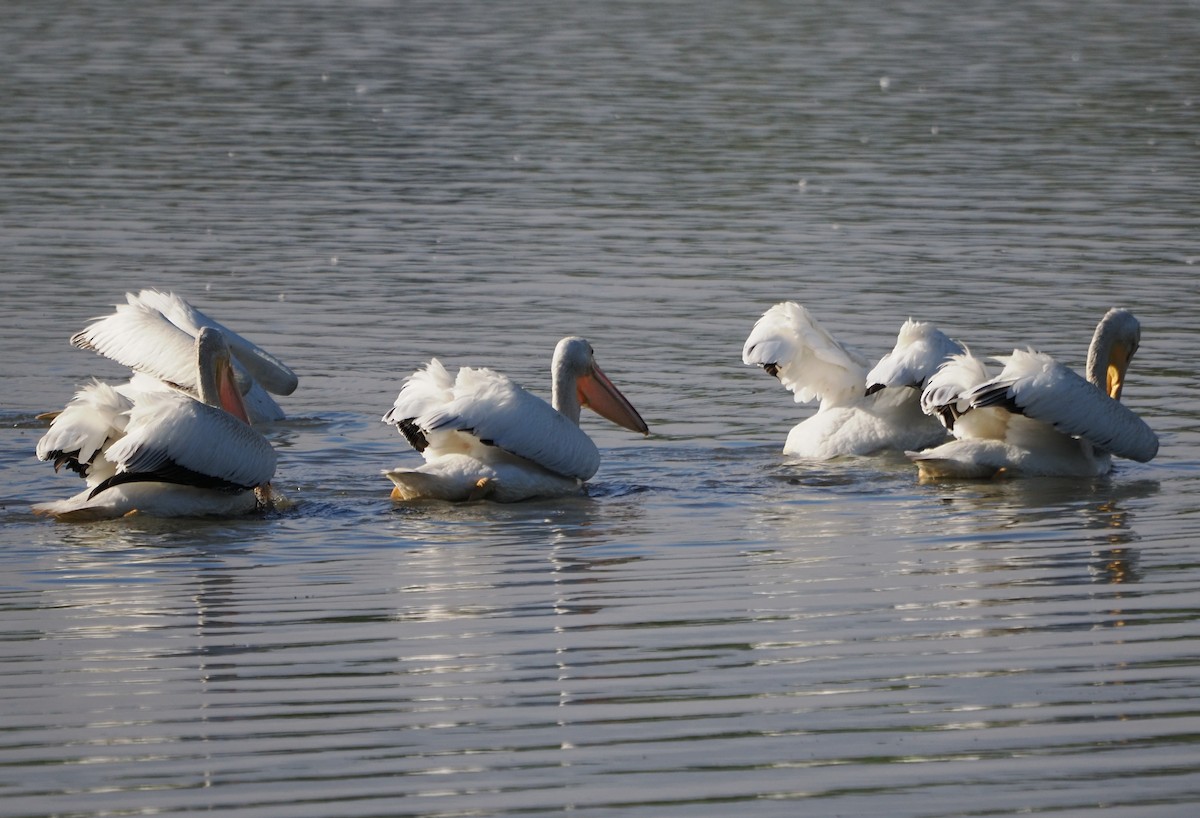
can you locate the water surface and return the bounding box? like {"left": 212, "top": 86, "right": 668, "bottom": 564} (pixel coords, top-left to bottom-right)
{"left": 2, "top": 1, "right": 1198, "bottom": 816}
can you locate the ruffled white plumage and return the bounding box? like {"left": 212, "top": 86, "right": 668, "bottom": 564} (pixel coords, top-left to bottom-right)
{"left": 743, "top": 303, "right": 963, "bottom": 458}
{"left": 72, "top": 299, "right": 198, "bottom": 389}
{"left": 70, "top": 290, "right": 296, "bottom": 423}
{"left": 867, "top": 319, "right": 968, "bottom": 392}
{"left": 383, "top": 337, "right": 647, "bottom": 502}
{"left": 970, "top": 349, "right": 1158, "bottom": 462}
{"left": 405, "top": 364, "right": 602, "bottom": 481}
{"left": 35, "top": 329, "right": 278, "bottom": 520}
{"left": 105, "top": 390, "right": 276, "bottom": 490}
{"left": 35, "top": 387, "right": 276, "bottom": 520}
{"left": 911, "top": 309, "right": 1158, "bottom": 478}
{"left": 743, "top": 302, "right": 868, "bottom": 408}
{"left": 918, "top": 349, "right": 998, "bottom": 436}
{"left": 35, "top": 381, "right": 131, "bottom": 486}
{"left": 383, "top": 362, "right": 599, "bottom": 501}
{"left": 130, "top": 289, "right": 298, "bottom": 396}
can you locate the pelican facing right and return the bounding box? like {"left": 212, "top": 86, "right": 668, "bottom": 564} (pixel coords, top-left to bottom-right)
{"left": 383, "top": 336, "right": 648, "bottom": 502}
{"left": 910, "top": 308, "right": 1158, "bottom": 479}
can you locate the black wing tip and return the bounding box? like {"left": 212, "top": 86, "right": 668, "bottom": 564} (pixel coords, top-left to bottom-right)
{"left": 396, "top": 418, "right": 429, "bottom": 452}
{"left": 47, "top": 450, "right": 90, "bottom": 478}
{"left": 935, "top": 405, "right": 957, "bottom": 431}
{"left": 88, "top": 463, "right": 252, "bottom": 500}
{"left": 69, "top": 328, "right": 96, "bottom": 351}
{"left": 971, "top": 383, "right": 1024, "bottom": 416}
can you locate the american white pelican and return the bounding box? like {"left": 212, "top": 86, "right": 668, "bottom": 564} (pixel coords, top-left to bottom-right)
{"left": 34, "top": 328, "right": 278, "bottom": 521}
{"left": 70, "top": 289, "right": 298, "bottom": 423}
{"left": 382, "top": 336, "right": 649, "bottom": 502}
{"left": 910, "top": 308, "right": 1159, "bottom": 479}
{"left": 743, "top": 302, "right": 964, "bottom": 458}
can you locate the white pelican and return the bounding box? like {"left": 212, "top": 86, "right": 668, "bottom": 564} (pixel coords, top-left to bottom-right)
{"left": 70, "top": 289, "right": 298, "bottom": 423}
{"left": 34, "top": 328, "right": 278, "bottom": 521}
{"left": 382, "top": 336, "right": 649, "bottom": 502}
{"left": 742, "top": 302, "right": 964, "bottom": 458}
{"left": 910, "top": 308, "right": 1159, "bottom": 479}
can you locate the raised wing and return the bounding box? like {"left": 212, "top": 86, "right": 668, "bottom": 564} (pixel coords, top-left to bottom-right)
{"left": 131, "top": 290, "right": 298, "bottom": 395}
{"left": 867, "top": 319, "right": 965, "bottom": 392}
{"left": 72, "top": 300, "right": 199, "bottom": 389}
{"left": 71, "top": 291, "right": 298, "bottom": 400}
{"left": 742, "top": 302, "right": 869, "bottom": 408}
{"left": 36, "top": 381, "right": 132, "bottom": 478}
{"left": 382, "top": 358, "right": 457, "bottom": 451}
{"left": 967, "top": 349, "right": 1159, "bottom": 462}
{"left": 919, "top": 349, "right": 992, "bottom": 429}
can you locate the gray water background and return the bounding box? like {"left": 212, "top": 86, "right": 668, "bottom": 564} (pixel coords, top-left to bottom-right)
{"left": 1, "top": 1, "right": 1198, "bottom": 816}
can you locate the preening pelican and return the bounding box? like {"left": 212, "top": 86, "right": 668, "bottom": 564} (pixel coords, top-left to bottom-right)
{"left": 382, "top": 337, "right": 649, "bottom": 502}
{"left": 70, "top": 289, "right": 298, "bottom": 423}
{"left": 34, "top": 328, "right": 278, "bottom": 521}
{"left": 743, "top": 302, "right": 964, "bottom": 458}
{"left": 910, "top": 308, "right": 1159, "bottom": 479}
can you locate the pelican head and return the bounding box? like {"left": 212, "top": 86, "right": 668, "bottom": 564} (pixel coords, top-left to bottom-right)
{"left": 1085, "top": 308, "right": 1141, "bottom": 401}
{"left": 551, "top": 336, "right": 649, "bottom": 434}
{"left": 196, "top": 327, "right": 252, "bottom": 424}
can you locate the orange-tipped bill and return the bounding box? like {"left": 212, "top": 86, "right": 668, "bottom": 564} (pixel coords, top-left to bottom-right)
{"left": 578, "top": 365, "right": 649, "bottom": 435}
{"left": 216, "top": 353, "right": 253, "bottom": 425}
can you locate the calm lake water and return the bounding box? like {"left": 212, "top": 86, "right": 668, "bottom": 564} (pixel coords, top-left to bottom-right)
{"left": 2, "top": 1, "right": 1199, "bottom": 815}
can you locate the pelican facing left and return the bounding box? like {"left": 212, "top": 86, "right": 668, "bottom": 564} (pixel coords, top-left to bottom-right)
{"left": 34, "top": 328, "right": 278, "bottom": 521}
{"left": 383, "top": 336, "right": 649, "bottom": 502}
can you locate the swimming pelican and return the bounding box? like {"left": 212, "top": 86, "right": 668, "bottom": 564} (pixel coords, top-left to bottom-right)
{"left": 742, "top": 302, "right": 964, "bottom": 458}
{"left": 909, "top": 308, "right": 1159, "bottom": 479}
{"left": 70, "top": 289, "right": 298, "bottom": 423}
{"left": 382, "top": 336, "right": 649, "bottom": 502}
{"left": 34, "top": 328, "right": 278, "bottom": 521}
